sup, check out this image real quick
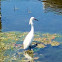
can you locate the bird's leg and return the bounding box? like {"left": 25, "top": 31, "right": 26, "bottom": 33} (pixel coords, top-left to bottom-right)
{"left": 29, "top": 45, "right": 31, "bottom": 50}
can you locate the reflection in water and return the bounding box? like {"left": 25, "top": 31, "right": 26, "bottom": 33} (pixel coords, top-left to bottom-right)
{"left": 24, "top": 50, "right": 34, "bottom": 62}
{"left": 41, "top": 0, "right": 62, "bottom": 14}
{"left": 0, "top": 0, "right": 1, "bottom": 32}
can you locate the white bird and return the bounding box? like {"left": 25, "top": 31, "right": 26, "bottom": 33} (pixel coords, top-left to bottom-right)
{"left": 23, "top": 17, "right": 38, "bottom": 50}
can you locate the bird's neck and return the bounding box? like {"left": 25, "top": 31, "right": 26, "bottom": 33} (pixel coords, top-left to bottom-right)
{"left": 31, "top": 24, "right": 34, "bottom": 33}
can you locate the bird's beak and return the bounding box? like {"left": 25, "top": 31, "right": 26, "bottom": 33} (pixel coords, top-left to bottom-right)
{"left": 34, "top": 18, "right": 38, "bottom": 21}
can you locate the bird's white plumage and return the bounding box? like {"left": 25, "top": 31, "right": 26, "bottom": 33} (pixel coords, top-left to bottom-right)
{"left": 23, "top": 17, "right": 36, "bottom": 49}
{"left": 23, "top": 31, "right": 34, "bottom": 49}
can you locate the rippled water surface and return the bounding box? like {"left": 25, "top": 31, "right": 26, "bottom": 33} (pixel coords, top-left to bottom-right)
{"left": 0, "top": 0, "right": 62, "bottom": 62}
{"left": 1, "top": 0, "right": 62, "bottom": 33}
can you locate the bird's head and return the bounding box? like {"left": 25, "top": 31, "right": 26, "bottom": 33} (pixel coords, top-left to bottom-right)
{"left": 29, "top": 17, "right": 38, "bottom": 25}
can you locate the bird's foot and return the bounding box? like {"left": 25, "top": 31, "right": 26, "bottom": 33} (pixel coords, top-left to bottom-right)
{"left": 28, "top": 43, "right": 40, "bottom": 50}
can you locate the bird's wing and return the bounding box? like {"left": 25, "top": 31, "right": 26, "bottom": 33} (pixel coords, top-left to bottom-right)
{"left": 23, "top": 32, "right": 34, "bottom": 49}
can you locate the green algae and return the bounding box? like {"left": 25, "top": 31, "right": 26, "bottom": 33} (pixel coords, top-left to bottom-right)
{"left": 0, "top": 31, "right": 61, "bottom": 50}
{"left": 51, "top": 41, "right": 60, "bottom": 46}
{"left": 0, "top": 31, "right": 62, "bottom": 62}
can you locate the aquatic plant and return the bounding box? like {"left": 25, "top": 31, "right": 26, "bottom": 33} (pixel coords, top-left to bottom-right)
{"left": 0, "top": 31, "right": 61, "bottom": 62}
{"left": 51, "top": 41, "right": 60, "bottom": 46}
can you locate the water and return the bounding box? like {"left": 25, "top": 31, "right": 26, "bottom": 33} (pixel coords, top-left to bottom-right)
{"left": 1, "top": 0, "right": 62, "bottom": 33}
{"left": 0, "top": 0, "right": 62, "bottom": 62}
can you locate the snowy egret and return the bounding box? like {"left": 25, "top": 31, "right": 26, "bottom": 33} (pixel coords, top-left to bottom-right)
{"left": 23, "top": 17, "right": 38, "bottom": 50}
